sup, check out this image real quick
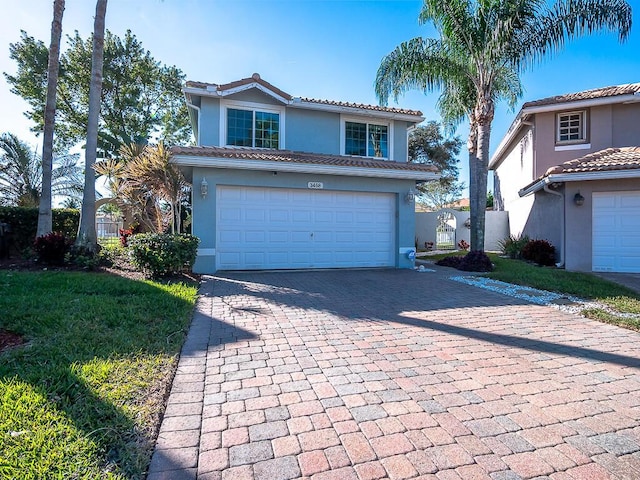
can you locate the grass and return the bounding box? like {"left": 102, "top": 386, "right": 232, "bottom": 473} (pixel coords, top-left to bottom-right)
{"left": 423, "top": 251, "right": 640, "bottom": 330}
{"left": 0, "top": 270, "right": 198, "bottom": 479}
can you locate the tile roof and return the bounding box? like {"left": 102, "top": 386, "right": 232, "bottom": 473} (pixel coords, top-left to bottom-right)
{"left": 186, "top": 73, "right": 293, "bottom": 101}
{"left": 543, "top": 147, "right": 640, "bottom": 176}
{"left": 185, "top": 74, "right": 422, "bottom": 116}
{"left": 297, "top": 97, "right": 422, "bottom": 116}
{"left": 523, "top": 83, "right": 640, "bottom": 108}
{"left": 171, "top": 146, "right": 438, "bottom": 173}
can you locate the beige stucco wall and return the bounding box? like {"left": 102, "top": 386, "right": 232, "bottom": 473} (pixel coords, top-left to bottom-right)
{"left": 564, "top": 178, "right": 640, "bottom": 272}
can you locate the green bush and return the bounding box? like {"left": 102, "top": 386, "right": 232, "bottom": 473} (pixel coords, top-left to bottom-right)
{"left": 0, "top": 207, "right": 79, "bottom": 253}
{"left": 128, "top": 233, "right": 199, "bottom": 277}
{"left": 522, "top": 239, "right": 556, "bottom": 266}
{"left": 498, "top": 233, "right": 530, "bottom": 259}
{"left": 436, "top": 250, "right": 493, "bottom": 272}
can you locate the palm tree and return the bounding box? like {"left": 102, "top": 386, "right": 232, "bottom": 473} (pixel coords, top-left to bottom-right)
{"left": 95, "top": 142, "right": 189, "bottom": 234}
{"left": 76, "top": 0, "right": 107, "bottom": 253}
{"left": 376, "top": 0, "right": 632, "bottom": 250}
{"left": 0, "top": 132, "right": 83, "bottom": 207}
{"left": 37, "top": 0, "right": 65, "bottom": 237}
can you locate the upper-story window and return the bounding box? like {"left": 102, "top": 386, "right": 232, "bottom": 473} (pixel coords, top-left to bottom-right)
{"left": 556, "top": 111, "right": 586, "bottom": 144}
{"left": 344, "top": 121, "right": 389, "bottom": 159}
{"left": 227, "top": 107, "right": 280, "bottom": 149}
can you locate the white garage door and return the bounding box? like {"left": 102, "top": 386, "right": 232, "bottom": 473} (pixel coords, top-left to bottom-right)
{"left": 216, "top": 186, "right": 395, "bottom": 270}
{"left": 592, "top": 191, "right": 640, "bottom": 273}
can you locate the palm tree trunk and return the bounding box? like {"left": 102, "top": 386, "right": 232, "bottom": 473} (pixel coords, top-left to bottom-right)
{"left": 473, "top": 120, "right": 491, "bottom": 251}
{"left": 37, "top": 0, "right": 65, "bottom": 238}
{"left": 76, "top": 0, "right": 107, "bottom": 252}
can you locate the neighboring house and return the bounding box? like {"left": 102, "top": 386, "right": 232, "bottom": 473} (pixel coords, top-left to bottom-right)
{"left": 490, "top": 83, "right": 640, "bottom": 273}
{"left": 171, "top": 73, "right": 438, "bottom": 273}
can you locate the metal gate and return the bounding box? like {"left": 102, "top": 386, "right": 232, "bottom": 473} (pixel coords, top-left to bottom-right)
{"left": 436, "top": 212, "right": 456, "bottom": 249}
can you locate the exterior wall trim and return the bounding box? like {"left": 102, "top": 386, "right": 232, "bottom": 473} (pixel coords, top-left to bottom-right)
{"left": 519, "top": 169, "right": 640, "bottom": 196}
{"left": 173, "top": 155, "right": 438, "bottom": 181}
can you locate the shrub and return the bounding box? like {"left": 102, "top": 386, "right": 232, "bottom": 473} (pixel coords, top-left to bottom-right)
{"left": 457, "top": 239, "right": 470, "bottom": 250}
{"left": 436, "top": 250, "right": 493, "bottom": 272}
{"left": 436, "top": 255, "right": 463, "bottom": 268}
{"left": 33, "top": 232, "right": 73, "bottom": 265}
{"left": 0, "top": 207, "right": 79, "bottom": 254}
{"left": 498, "top": 233, "right": 530, "bottom": 259}
{"left": 459, "top": 250, "right": 494, "bottom": 272}
{"left": 128, "top": 233, "right": 199, "bottom": 277}
{"left": 522, "top": 239, "right": 556, "bottom": 266}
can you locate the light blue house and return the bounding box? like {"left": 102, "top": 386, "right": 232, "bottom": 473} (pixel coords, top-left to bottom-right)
{"left": 171, "top": 73, "right": 438, "bottom": 273}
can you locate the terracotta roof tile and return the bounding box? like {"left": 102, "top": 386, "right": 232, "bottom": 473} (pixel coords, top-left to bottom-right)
{"left": 298, "top": 97, "right": 422, "bottom": 116}
{"left": 171, "top": 146, "right": 438, "bottom": 173}
{"left": 186, "top": 73, "right": 292, "bottom": 101}
{"left": 523, "top": 83, "right": 640, "bottom": 108}
{"left": 547, "top": 146, "right": 640, "bottom": 175}
{"left": 185, "top": 74, "right": 422, "bottom": 117}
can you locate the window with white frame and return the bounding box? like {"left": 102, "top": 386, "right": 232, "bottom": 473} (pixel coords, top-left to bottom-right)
{"left": 557, "top": 111, "right": 586, "bottom": 143}
{"left": 227, "top": 108, "right": 280, "bottom": 148}
{"left": 345, "top": 121, "right": 389, "bottom": 158}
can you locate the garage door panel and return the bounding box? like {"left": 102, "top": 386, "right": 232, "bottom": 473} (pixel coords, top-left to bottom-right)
{"left": 593, "top": 191, "right": 640, "bottom": 273}
{"left": 216, "top": 186, "right": 395, "bottom": 270}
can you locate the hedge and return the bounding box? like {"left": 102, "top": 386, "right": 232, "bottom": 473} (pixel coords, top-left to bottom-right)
{"left": 0, "top": 207, "right": 80, "bottom": 253}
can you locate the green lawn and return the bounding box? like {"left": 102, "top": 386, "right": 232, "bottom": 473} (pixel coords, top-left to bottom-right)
{"left": 423, "top": 251, "right": 640, "bottom": 330}
{"left": 0, "top": 271, "right": 198, "bottom": 479}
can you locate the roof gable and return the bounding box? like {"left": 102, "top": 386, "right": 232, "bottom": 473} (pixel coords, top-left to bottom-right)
{"left": 185, "top": 73, "right": 423, "bottom": 119}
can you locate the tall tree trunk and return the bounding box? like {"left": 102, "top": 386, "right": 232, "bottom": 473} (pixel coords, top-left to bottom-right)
{"left": 76, "top": 0, "right": 107, "bottom": 252}
{"left": 474, "top": 120, "right": 491, "bottom": 251}
{"left": 36, "top": 0, "right": 65, "bottom": 238}
{"left": 467, "top": 117, "right": 481, "bottom": 250}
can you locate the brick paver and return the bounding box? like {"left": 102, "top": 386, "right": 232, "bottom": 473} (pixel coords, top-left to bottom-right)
{"left": 148, "top": 268, "right": 640, "bottom": 479}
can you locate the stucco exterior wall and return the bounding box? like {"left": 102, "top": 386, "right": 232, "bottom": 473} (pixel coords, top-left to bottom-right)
{"left": 194, "top": 90, "right": 412, "bottom": 161}
{"left": 520, "top": 191, "right": 562, "bottom": 257}
{"left": 612, "top": 103, "right": 640, "bottom": 146}
{"left": 533, "top": 105, "right": 614, "bottom": 177}
{"left": 493, "top": 127, "right": 534, "bottom": 214}
{"left": 564, "top": 178, "right": 640, "bottom": 272}
{"left": 191, "top": 167, "right": 417, "bottom": 273}
{"left": 286, "top": 108, "right": 340, "bottom": 154}
{"left": 199, "top": 97, "right": 221, "bottom": 146}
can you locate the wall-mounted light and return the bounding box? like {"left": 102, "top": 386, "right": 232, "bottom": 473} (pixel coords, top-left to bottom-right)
{"left": 573, "top": 191, "right": 584, "bottom": 206}
{"left": 201, "top": 177, "right": 208, "bottom": 198}
{"left": 405, "top": 188, "right": 415, "bottom": 204}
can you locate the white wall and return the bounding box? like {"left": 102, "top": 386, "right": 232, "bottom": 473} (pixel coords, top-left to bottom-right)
{"left": 416, "top": 210, "right": 509, "bottom": 252}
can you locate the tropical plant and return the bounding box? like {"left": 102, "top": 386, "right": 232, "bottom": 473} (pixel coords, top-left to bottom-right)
{"left": 376, "top": 0, "right": 632, "bottom": 251}
{"left": 76, "top": 0, "right": 107, "bottom": 254}
{"left": 0, "top": 133, "right": 82, "bottom": 207}
{"left": 95, "top": 142, "right": 189, "bottom": 234}
{"left": 37, "top": 0, "right": 65, "bottom": 237}
{"left": 498, "top": 233, "right": 530, "bottom": 259}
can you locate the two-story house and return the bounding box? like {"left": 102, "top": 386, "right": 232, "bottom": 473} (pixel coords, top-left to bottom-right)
{"left": 490, "top": 83, "right": 640, "bottom": 273}
{"left": 171, "top": 74, "right": 437, "bottom": 273}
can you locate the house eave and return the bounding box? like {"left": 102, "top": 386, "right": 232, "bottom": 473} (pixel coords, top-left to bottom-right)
{"left": 290, "top": 99, "right": 424, "bottom": 123}
{"left": 518, "top": 169, "right": 640, "bottom": 197}
{"left": 172, "top": 155, "right": 439, "bottom": 181}
{"left": 183, "top": 87, "right": 423, "bottom": 123}
{"left": 491, "top": 93, "right": 640, "bottom": 170}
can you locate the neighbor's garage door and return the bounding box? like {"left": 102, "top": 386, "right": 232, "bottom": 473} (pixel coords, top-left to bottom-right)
{"left": 216, "top": 186, "right": 395, "bottom": 270}
{"left": 593, "top": 191, "right": 640, "bottom": 273}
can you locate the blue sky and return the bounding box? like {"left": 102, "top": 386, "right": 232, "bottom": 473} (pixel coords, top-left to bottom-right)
{"left": 1, "top": 0, "right": 638, "bottom": 194}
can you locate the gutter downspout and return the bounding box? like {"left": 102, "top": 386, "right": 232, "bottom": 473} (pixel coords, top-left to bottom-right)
{"left": 543, "top": 183, "right": 565, "bottom": 267}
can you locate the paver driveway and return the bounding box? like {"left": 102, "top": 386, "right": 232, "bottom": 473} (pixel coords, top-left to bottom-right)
{"left": 148, "top": 268, "right": 640, "bottom": 480}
